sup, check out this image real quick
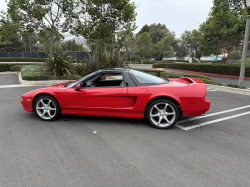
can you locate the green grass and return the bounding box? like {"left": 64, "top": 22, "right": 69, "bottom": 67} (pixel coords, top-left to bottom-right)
{"left": 234, "top": 58, "right": 250, "bottom": 65}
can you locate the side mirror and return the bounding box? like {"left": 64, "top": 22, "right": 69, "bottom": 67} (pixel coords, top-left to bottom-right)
{"left": 75, "top": 83, "right": 81, "bottom": 91}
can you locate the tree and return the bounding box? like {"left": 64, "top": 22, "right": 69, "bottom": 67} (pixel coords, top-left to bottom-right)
{"left": 7, "top": 0, "right": 75, "bottom": 56}
{"left": 136, "top": 32, "right": 153, "bottom": 60}
{"left": 70, "top": 0, "right": 137, "bottom": 50}
{"left": 138, "top": 23, "right": 170, "bottom": 45}
{"left": 199, "top": 0, "right": 247, "bottom": 61}
{"left": 182, "top": 30, "right": 202, "bottom": 60}
{"left": 154, "top": 36, "right": 173, "bottom": 60}
{"left": 137, "top": 24, "right": 149, "bottom": 36}
{"left": 123, "top": 35, "right": 138, "bottom": 61}
{"left": 0, "top": 11, "right": 24, "bottom": 52}
{"left": 172, "top": 38, "right": 189, "bottom": 60}
{"left": 61, "top": 40, "right": 87, "bottom": 52}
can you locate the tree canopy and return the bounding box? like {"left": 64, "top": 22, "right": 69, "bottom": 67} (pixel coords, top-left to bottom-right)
{"left": 198, "top": 0, "right": 247, "bottom": 58}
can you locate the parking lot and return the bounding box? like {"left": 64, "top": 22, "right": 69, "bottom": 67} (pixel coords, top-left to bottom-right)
{"left": 0, "top": 86, "right": 250, "bottom": 187}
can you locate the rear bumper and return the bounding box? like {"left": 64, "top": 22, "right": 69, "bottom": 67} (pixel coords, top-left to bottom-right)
{"left": 182, "top": 97, "right": 210, "bottom": 117}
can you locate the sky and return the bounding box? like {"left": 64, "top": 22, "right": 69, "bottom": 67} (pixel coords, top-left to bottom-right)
{"left": 0, "top": 0, "right": 213, "bottom": 38}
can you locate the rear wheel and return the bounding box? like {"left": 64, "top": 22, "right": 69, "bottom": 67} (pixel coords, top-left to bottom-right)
{"left": 34, "top": 95, "right": 60, "bottom": 121}
{"left": 146, "top": 99, "right": 179, "bottom": 129}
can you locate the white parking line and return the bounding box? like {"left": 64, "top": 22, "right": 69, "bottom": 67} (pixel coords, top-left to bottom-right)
{"left": 177, "top": 105, "right": 250, "bottom": 124}
{"left": 177, "top": 111, "right": 250, "bottom": 131}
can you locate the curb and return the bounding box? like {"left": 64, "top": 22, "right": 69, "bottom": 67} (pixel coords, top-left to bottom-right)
{"left": 207, "top": 84, "right": 250, "bottom": 96}
{"left": 158, "top": 67, "right": 250, "bottom": 80}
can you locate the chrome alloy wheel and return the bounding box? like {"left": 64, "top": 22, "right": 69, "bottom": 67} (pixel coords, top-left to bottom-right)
{"left": 150, "top": 102, "right": 176, "bottom": 128}
{"left": 36, "top": 98, "right": 56, "bottom": 120}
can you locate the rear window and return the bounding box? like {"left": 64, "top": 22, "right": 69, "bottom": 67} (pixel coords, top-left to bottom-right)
{"left": 131, "top": 70, "right": 165, "bottom": 85}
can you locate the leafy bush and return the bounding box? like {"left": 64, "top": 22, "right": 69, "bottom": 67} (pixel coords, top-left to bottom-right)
{"left": 160, "top": 72, "right": 182, "bottom": 78}
{"left": 226, "top": 84, "right": 247, "bottom": 89}
{"left": 148, "top": 72, "right": 158, "bottom": 76}
{"left": 0, "top": 63, "right": 38, "bottom": 72}
{"left": 81, "top": 52, "right": 110, "bottom": 75}
{"left": 44, "top": 52, "right": 73, "bottom": 78}
{"left": 130, "top": 55, "right": 141, "bottom": 62}
{"left": 108, "top": 52, "right": 127, "bottom": 68}
{"left": 0, "top": 57, "right": 45, "bottom": 62}
{"left": 10, "top": 65, "right": 25, "bottom": 71}
{"left": 21, "top": 65, "right": 50, "bottom": 80}
{"left": 153, "top": 63, "right": 250, "bottom": 77}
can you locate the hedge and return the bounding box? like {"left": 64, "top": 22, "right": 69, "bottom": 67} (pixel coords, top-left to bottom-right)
{"left": 0, "top": 57, "right": 45, "bottom": 62}
{"left": 226, "top": 84, "right": 247, "bottom": 89}
{"left": 0, "top": 63, "right": 38, "bottom": 72}
{"left": 153, "top": 63, "right": 250, "bottom": 77}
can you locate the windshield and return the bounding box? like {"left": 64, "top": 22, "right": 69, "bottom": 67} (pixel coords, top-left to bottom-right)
{"left": 66, "top": 72, "right": 98, "bottom": 88}
{"left": 131, "top": 70, "right": 166, "bottom": 85}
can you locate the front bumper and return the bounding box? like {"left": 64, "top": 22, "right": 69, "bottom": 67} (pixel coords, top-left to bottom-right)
{"left": 20, "top": 97, "right": 33, "bottom": 112}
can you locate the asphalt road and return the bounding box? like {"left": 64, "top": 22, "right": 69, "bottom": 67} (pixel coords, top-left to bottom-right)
{"left": 0, "top": 86, "right": 250, "bottom": 187}
{"left": 0, "top": 74, "right": 19, "bottom": 85}
{"left": 130, "top": 65, "right": 250, "bottom": 88}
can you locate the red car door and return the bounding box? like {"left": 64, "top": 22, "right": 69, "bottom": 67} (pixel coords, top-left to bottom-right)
{"left": 62, "top": 86, "right": 128, "bottom": 116}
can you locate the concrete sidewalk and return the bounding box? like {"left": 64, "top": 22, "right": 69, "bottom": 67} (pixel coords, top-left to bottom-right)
{"left": 129, "top": 64, "right": 250, "bottom": 88}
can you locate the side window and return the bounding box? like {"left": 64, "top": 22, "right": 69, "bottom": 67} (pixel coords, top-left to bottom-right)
{"left": 82, "top": 73, "right": 124, "bottom": 88}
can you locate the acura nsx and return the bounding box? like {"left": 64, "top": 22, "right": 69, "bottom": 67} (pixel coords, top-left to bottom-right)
{"left": 20, "top": 69, "right": 210, "bottom": 129}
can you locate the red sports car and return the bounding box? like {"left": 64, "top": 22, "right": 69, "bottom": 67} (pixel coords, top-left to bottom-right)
{"left": 20, "top": 69, "right": 210, "bottom": 129}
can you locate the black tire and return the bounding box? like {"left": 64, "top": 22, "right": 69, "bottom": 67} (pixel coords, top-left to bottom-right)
{"left": 146, "top": 99, "right": 179, "bottom": 129}
{"left": 34, "top": 95, "right": 61, "bottom": 121}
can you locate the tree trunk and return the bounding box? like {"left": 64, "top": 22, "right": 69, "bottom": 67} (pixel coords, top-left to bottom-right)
{"left": 215, "top": 48, "right": 219, "bottom": 63}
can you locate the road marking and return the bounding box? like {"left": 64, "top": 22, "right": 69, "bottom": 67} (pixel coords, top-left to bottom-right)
{"left": 177, "top": 111, "right": 250, "bottom": 131}
{"left": 207, "top": 90, "right": 217, "bottom": 92}
{"left": 177, "top": 105, "right": 250, "bottom": 124}
{"left": 0, "top": 85, "right": 42, "bottom": 88}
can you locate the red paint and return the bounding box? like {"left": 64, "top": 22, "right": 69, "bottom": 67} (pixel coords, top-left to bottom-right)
{"left": 20, "top": 78, "right": 210, "bottom": 119}
{"left": 156, "top": 68, "right": 250, "bottom": 80}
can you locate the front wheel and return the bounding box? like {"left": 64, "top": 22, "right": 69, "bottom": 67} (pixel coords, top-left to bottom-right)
{"left": 34, "top": 95, "right": 60, "bottom": 121}
{"left": 146, "top": 99, "right": 179, "bottom": 129}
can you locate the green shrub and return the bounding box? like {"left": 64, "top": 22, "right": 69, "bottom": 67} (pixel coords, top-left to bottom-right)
{"left": 148, "top": 72, "right": 158, "bottom": 76}
{"left": 200, "top": 79, "right": 222, "bottom": 86}
{"left": 44, "top": 52, "right": 74, "bottom": 78}
{"left": 0, "top": 57, "right": 45, "bottom": 62}
{"left": 226, "top": 84, "right": 247, "bottom": 89}
{"left": 0, "top": 63, "right": 38, "bottom": 72}
{"left": 160, "top": 72, "right": 182, "bottom": 78}
{"left": 21, "top": 65, "right": 50, "bottom": 80}
{"left": 153, "top": 63, "right": 250, "bottom": 77}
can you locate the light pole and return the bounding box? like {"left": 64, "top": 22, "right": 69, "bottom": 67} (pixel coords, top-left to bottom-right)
{"left": 239, "top": 0, "right": 250, "bottom": 85}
